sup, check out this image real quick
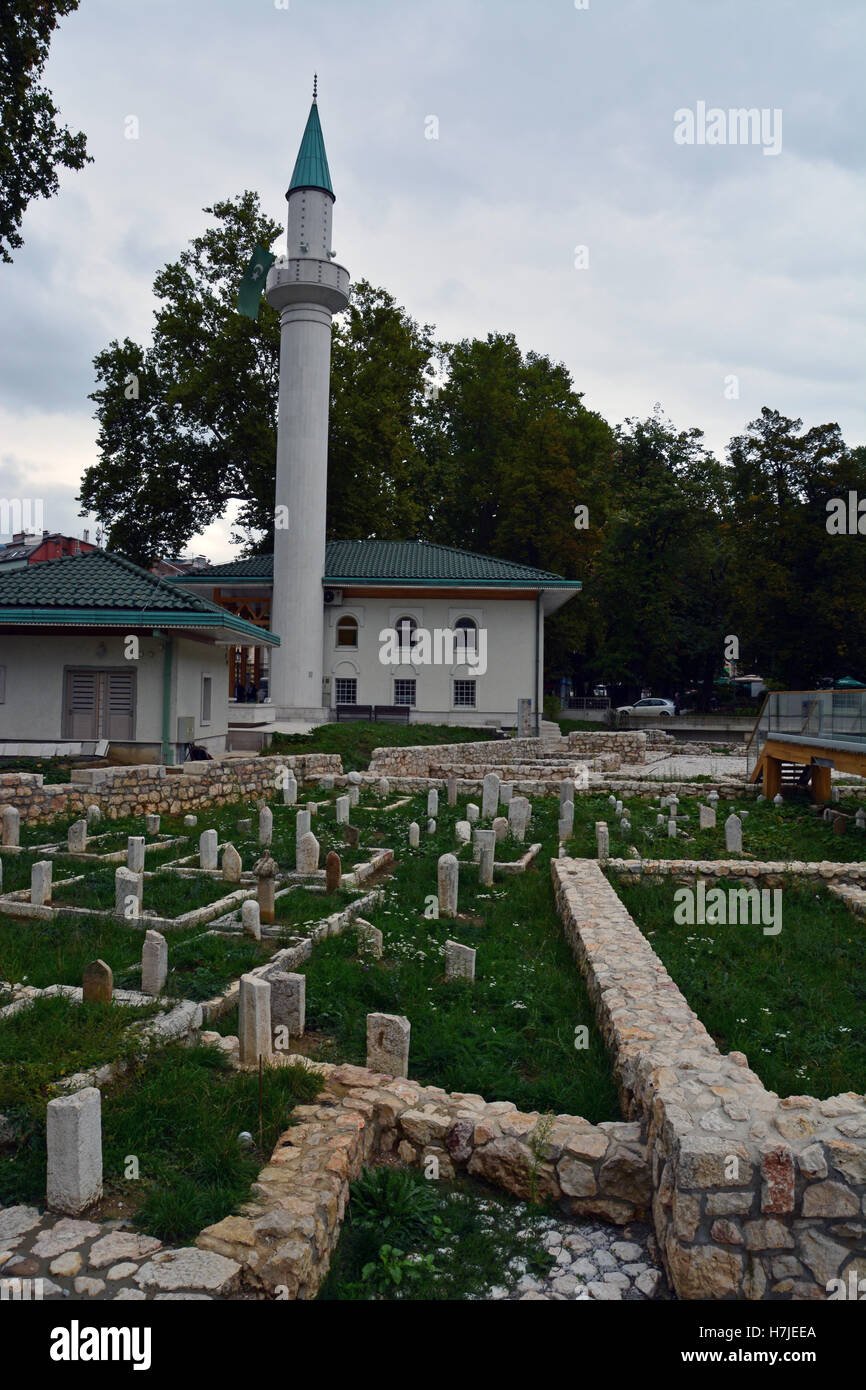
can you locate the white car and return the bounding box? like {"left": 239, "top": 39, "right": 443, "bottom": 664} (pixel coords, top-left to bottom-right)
{"left": 616, "top": 697, "right": 676, "bottom": 717}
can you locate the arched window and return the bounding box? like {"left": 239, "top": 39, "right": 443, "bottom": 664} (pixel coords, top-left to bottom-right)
{"left": 336, "top": 615, "right": 358, "bottom": 648}
{"left": 395, "top": 616, "right": 417, "bottom": 652}
{"left": 455, "top": 616, "right": 477, "bottom": 655}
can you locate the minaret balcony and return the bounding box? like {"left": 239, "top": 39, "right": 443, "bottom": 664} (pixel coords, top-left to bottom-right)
{"left": 266, "top": 256, "right": 350, "bottom": 314}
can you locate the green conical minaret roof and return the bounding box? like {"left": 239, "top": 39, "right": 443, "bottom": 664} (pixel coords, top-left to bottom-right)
{"left": 288, "top": 90, "right": 334, "bottom": 199}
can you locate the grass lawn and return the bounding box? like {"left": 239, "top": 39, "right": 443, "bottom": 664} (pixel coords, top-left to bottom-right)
{"left": 0, "top": 994, "right": 160, "bottom": 1117}
{"left": 318, "top": 1165, "right": 554, "bottom": 1300}
{"left": 268, "top": 720, "right": 497, "bottom": 772}
{"left": 611, "top": 875, "right": 866, "bottom": 1099}
{"left": 571, "top": 792, "right": 866, "bottom": 864}
{"left": 296, "top": 790, "right": 619, "bottom": 1120}
{"left": 51, "top": 869, "right": 239, "bottom": 916}
{"left": 0, "top": 1039, "right": 322, "bottom": 1240}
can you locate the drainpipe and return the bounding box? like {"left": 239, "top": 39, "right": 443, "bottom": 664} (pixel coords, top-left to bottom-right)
{"left": 534, "top": 593, "right": 542, "bottom": 737}
{"left": 155, "top": 631, "right": 174, "bottom": 765}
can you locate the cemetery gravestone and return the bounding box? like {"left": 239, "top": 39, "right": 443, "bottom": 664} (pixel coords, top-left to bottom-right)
{"left": 466, "top": 803, "right": 480, "bottom": 823}
{"left": 282, "top": 773, "right": 298, "bottom": 806}
{"left": 343, "top": 824, "right": 360, "bottom": 849}
{"left": 595, "top": 821, "right": 609, "bottom": 861}
{"left": 408, "top": 822, "right": 420, "bottom": 848}
{"left": 335, "top": 795, "right": 350, "bottom": 824}
{"left": 699, "top": 805, "right": 716, "bottom": 831}
{"left": 492, "top": 816, "right": 508, "bottom": 842}
{"left": 145, "top": 814, "right": 160, "bottom": 835}
{"left": 68, "top": 820, "right": 87, "bottom": 854}
{"left": 242, "top": 899, "right": 261, "bottom": 940}
{"left": 476, "top": 829, "right": 496, "bottom": 887}
{"left": 83, "top": 959, "right": 113, "bottom": 1004}
{"left": 297, "top": 831, "right": 320, "bottom": 873}
{"left": 222, "top": 843, "right": 242, "bottom": 882}
{"left": 141, "top": 930, "right": 168, "bottom": 996}
{"left": 482, "top": 773, "right": 500, "bottom": 820}
{"left": 46, "top": 1087, "right": 102, "bottom": 1215}
{"left": 725, "top": 813, "right": 743, "bottom": 853}
{"left": 366, "top": 1012, "right": 410, "bottom": 1077}
{"left": 30, "top": 860, "right": 52, "bottom": 907}
{"left": 199, "top": 829, "right": 218, "bottom": 871}
{"left": 270, "top": 971, "right": 305, "bottom": 1041}
{"left": 437, "top": 853, "right": 459, "bottom": 917}
{"left": 455, "top": 820, "right": 471, "bottom": 844}
{"left": 259, "top": 807, "right": 273, "bottom": 846}
{"left": 115, "top": 867, "right": 141, "bottom": 920}
{"left": 447, "top": 775, "right": 458, "bottom": 807}
{"left": 445, "top": 940, "right": 476, "bottom": 982}
{"left": 356, "top": 920, "right": 383, "bottom": 959}
{"left": 296, "top": 810, "right": 311, "bottom": 843}
{"left": 238, "top": 974, "right": 272, "bottom": 1065}
{"left": 325, "top": 850, "right": 342, "bottom": 893}
{"left": 127, "top": 836, "right": 146, "bottom": 873}
{"left": 427, "top": 788, "right": 439, "bottom": 818}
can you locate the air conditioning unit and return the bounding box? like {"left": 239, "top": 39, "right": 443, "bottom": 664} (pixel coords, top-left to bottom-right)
{"left": 324, "top": 589, "right": 343, "bottom": 606}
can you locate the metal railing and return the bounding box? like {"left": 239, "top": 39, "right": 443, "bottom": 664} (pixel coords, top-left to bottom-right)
{"left": 745, "top": 689, "right": 866, "bottom": 780}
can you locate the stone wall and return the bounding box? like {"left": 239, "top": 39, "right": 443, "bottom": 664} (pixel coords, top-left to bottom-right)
{"left": 0, "top": 755, "right": 341, "bottom": 825}
{"left": 368, "top": 737, "right": 554, "bottom": 777}
{"left": 196, "top": 1058, "right": 651, "bottom": 1298}
{"left": 552, "top": 858, "right": 866, "bottom": 1300}
{"left": 607, "top": 859, "right": 866, "bottom": 888}
{"left": 565, "top": 730, "right": 647, "bottom": 762}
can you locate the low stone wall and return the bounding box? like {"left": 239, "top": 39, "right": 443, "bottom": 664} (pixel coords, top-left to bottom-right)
{"left": 552, "top": 858, "right": 866, "bottom": 1300}
{"left": 0, "top": 755, "right": 341, "bottom": 825}
{"left": 603, "top": 779, "right": 752, "bottom": 799}
{"left": 565, "top": 730, "right": 647, "bottom": 762}
{"left": 196, "top": 1059, "right": 651, "bottom": 1298}
{"left": 606, "top": 858, "right": 866, "bottom": 888}
{"left": 369, "top": 737, "right": 555, "bottom": 777}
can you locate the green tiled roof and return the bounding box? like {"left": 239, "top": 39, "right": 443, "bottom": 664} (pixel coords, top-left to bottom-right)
{"left": 0, "top": 549, "right": 278, "bottom": 642}
{"left": 181, "top": 540, "right": 579, "bottom": 588}
{"left": 288, "top": 101, "right": 334, "bottom": 197}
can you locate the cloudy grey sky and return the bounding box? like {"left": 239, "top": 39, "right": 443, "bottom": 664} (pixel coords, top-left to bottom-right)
{"left": 1, "top": 0, "right": 863, "bottom": 560}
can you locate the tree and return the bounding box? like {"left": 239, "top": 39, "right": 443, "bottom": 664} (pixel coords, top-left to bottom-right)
{"left": 419, "top": 333, "right": 617, "bottom": 680}
{"left": 725, "top": 408, "right": 866, "bottom": 685}
{"left": 0, "top": 1, "right": 91, "bottom": 263}
{"left": 591, "top": 409, "right": 730, "bottom": 702}
{"left": 79, "top": 194, "right": 436, "bottom": 565}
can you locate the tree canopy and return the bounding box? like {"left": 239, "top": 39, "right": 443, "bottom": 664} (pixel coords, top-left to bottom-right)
{"left": 0, "top": 1, "right": 90, "bottom": 263}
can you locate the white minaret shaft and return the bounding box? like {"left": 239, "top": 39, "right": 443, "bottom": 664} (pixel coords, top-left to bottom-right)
{"left": 266, "top": 84, "right": 349, "bottom": 718}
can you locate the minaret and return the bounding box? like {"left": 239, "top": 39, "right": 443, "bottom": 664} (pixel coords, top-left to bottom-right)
{"left": 266, "top": 77, "right": 350, "bottom": 719}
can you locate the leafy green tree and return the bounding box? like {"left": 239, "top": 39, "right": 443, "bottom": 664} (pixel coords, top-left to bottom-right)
{"left": 725, "top": 408, "right": 866, "bottom": 685}
{"left": 0, "top": 1, "right": 90, "bottom": 263}
{"left": 590, "top": 409, "right": 730, "bottom": 702}
{"left": 419, "top": 333, "right": 617, "bottom": 680}
{"left": 79, "top": 195, "right": 436, "bottom": 565}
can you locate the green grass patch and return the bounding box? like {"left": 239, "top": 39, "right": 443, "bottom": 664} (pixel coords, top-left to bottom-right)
{"left": 267, "top": 721, "right": 496, "bottom": 773}
{"left": 0, "top": 992, "right": 160, "bottom": 1137}
{"left": 51, "top": 870, "right": 237, "bottom": 916}
{"left": 611, "top": 874, "right": 866, "bottom": 1098}
{"left": 0, "top": 1039, "right": 322, "bottom": 1238}
{"left": 298, "top": 791, "right": 618, "bottom": 1119}
{"left": 318, "top": 1165, "right": 555, "bottom": 1300}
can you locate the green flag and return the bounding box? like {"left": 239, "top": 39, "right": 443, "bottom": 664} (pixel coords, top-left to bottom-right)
{"left": 237, "top": 245, "right": 276, "bottom": 320}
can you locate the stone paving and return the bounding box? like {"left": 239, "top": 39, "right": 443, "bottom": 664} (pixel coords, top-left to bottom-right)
{"left": 499, "top": 1214, "right": 666, "bottom": 1302}
{"left": 0, "top": 1206, "right": 242, "bottom": 1300}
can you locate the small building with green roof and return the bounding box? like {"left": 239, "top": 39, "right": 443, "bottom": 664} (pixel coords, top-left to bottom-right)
{"left": 0, "top": 549, "right": 278, "bottom": 761}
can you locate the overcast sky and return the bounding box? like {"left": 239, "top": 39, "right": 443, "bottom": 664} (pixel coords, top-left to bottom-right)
{"left": 1, "top": 0, "right": 863, "bottom": 560}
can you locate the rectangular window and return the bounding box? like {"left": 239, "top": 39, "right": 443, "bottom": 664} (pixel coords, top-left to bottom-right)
{"left": 335, "top": 677, "right": 357, "bottom": 705}
{"left": 201, "top": 674, "right": 213, "bottom": 725}
{"left": 393, "top": 679, "right": 416, "bottom": 707}
{"left": 453, "top": 679, "right": 476, "bottom": 708}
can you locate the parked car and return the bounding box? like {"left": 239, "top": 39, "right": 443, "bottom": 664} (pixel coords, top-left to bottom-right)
{"left": 615, "top": 697, "right": 676, "bottom": 717}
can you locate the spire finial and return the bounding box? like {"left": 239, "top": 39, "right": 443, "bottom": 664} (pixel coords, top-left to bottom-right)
{"left": 312, "top": 73, "right": 317, "bottom": 101}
